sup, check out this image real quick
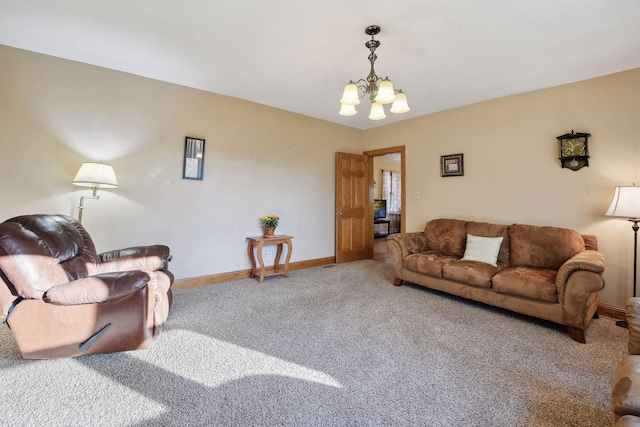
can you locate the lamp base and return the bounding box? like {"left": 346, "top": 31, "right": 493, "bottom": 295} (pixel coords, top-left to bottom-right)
{"left": 616, "top": 320, "right": 629, "bottom": 329}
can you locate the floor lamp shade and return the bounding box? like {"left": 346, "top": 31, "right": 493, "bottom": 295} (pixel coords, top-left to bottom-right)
{"left": 606, "top": 186, "right": 640, "bottom": 301}
{"left": 605, "top": 186, "right": 640, "bottom": 219}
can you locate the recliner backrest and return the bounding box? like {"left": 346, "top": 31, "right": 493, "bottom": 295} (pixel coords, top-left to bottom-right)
{"left": 0, "top": 214, "right": 98, "bottom": 300}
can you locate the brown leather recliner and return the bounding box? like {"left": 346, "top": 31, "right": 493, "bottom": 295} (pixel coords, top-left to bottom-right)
{"left": 0, "top": 214, "right": 174, "bottom": 359}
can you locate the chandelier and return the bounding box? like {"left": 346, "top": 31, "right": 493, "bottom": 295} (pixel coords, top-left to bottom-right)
{"left": 339, "top": 25, "right": 410, "bottom": 121}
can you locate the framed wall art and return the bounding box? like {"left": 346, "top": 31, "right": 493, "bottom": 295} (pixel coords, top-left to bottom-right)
{"left": 440, "top": 153, "right": 464, "bottom": 177}
{"left": 182, "top": 137, "right": 205, "bottom": 180}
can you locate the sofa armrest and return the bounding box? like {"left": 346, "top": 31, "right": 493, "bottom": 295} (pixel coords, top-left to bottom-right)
{"left": 387, "top": 232, "right": 427, "bottom": 281}
{"left": 98, "top": 245, "right": 171, "bottom": 273}
{"left": 387, "top": 232, "right": 428, "bottom": 258}
{"left": 555, "top": 249, "right": 605, "bottom": 331}
{"left": 43, "top": 271, "right": 150, "bottom": 305}
{"left": 556, "top": 250, "right": 605, "bottom": 300}
{"left": 558, "top": 250, "right": 605, "bottom": 278}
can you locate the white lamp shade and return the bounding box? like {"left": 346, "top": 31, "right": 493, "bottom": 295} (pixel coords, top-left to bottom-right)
{"left": 605, "top": 186, "right": 640, "bottom": 219}
{"left": 339, "top": 103, "right": 357, "bottom": 116}
{"left": 390, "top": 91, "right": 410, "bottom": 114}
{"left": 368, "top": 102, "right": 386, "bottom": 120}
{"left": 374, "top": 78, "right": 396, "bottom": 104}
{"left": 72, "top": 162, "right": 119, "bottom": 189}
{"left": 339, "top": 83, "right": 360, "bottom": 106}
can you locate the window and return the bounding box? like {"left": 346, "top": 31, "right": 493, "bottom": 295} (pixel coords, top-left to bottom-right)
{"left": 381, "top": 170, "right": 401, "bottom": 214}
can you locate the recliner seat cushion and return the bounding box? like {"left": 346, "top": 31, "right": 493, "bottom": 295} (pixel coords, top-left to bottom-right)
{"left": 492, "top": 266, "right": 558, "bottom": 302}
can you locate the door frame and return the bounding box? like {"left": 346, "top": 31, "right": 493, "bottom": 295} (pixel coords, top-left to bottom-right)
{"left": 364, "top": 145, "right": 406, "bottom": 235}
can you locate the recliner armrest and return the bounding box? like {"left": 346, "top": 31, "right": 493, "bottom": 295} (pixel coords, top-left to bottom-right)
{"left": 43, "top": 271, "right": 150, "bottom": 305}
{"left": 97, "top": 245, "right": 171, "bottom": 272}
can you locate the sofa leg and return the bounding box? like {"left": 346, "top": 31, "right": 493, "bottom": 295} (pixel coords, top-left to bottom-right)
{"left": 567, "top": 327, "right": 586, "bottom": 344}
{"left": 393, "top": 278, "right": 402, "bottom": 286}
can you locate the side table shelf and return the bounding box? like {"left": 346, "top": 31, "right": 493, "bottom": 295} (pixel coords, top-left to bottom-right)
{"left": 246, "top": 235, "right": 294, "bottom": 283}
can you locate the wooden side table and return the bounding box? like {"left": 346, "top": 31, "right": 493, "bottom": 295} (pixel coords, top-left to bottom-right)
{"left": 247, "top": 235, "right": 294, "bottom": 283}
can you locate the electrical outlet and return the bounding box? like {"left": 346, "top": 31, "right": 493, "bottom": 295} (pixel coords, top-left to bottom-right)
{"left": 265, "top": 251, "right": 273, "bottom": 260}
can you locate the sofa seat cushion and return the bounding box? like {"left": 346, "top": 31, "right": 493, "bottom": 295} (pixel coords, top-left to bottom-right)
{"left": 613, "top": 356, "right": 640, "bottom": 423}
{"left": 404, "top": 251, "right": 459, "bottom": 278}
{"left": 492, "top": 266, "right": 558, "bottom": 302}
{"left": 443, "top": 260, "right": 501, "bottom": 288}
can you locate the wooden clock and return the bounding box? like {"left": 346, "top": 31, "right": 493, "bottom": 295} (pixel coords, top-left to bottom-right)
{"left": 557, "top": 130, "right": 590, "bottom": 171}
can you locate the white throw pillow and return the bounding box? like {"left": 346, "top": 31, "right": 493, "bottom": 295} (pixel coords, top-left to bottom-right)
{"left": 460, "top": 234, "right": 504, "bottom": 267}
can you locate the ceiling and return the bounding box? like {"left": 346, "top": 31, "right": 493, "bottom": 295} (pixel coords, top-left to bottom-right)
{"left": 1, "top": 1, "right": 639, "bottom": 130}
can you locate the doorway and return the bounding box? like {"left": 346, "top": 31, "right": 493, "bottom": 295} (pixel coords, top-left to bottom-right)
{"left": 364, "top": 145, "right": 406, "bottom": 239}
{"left": 334, "top": 146, "right": 405, "bottom": 264}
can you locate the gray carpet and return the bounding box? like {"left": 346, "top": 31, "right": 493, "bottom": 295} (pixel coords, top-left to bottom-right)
{"left": 0, "top": 260, "right": 628, "bottom": 426}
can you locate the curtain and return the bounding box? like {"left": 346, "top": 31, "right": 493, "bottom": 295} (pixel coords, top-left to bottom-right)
{"left": 381, "top": 170, "right": 401, "bottom": 215}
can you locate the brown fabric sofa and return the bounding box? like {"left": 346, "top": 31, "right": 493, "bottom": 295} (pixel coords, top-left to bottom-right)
{"left": 612, "top": 298, "right": 640, "bottom": 425}
{"left": 0, "top": 214, "right": 174, "bottom": 358}
{"left": 387, "top": 219, "right": 605, "bottom": 343}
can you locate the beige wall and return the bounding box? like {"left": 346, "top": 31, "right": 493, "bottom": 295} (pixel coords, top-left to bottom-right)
{"left": 2, "top": 44, "right": 639, "bottom": 307}
{"left": 0, "top": 45, "right": 363, "bottom": 279}
{"left": 364, "top": 68, "right": 640, "bottom": 306}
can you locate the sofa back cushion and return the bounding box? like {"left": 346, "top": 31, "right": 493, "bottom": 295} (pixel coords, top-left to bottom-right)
{"left": 424, "top": 219, "right": 467, "bottom": 257}
{"left": 509, "top": 224, "right": 585, "bottom": 270}
{"left": 465, "top": 222, "right": 510, "bottom": 265}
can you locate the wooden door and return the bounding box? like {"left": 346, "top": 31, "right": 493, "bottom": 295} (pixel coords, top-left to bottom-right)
{"left": 335, "top": 152, "right": 373, "bottom": 263}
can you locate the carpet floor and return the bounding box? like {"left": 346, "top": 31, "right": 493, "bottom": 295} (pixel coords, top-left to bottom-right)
{"left": 0, "top": 260, "right": 628, "bottom": 426}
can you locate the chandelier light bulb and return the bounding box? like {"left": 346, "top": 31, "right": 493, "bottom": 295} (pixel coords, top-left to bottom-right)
{"left": 368, "top": 102, "right": 386, "bottom": 120}
{"left": 390, "top": 90, "right": 410, "bottom": 114}
{"left": 339, "top": 82, "right": 360, "bottom": 106}
{"left": 339, "top": 103, "right": 357, "bottom": 116}
{"left": 374, "top": 78, "right": 396, "bottom": 104}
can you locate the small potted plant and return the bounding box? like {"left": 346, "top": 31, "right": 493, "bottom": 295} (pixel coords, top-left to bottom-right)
{"left": 261, "top": 214, "right": 279, "bottom": 236}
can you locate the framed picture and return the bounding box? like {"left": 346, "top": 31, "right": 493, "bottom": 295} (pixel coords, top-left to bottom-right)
{"left": 182, "top": 137, "right": 205, "bottom": 180}
{"left": 441, "top": 153, "right": 464, "bottom": 177}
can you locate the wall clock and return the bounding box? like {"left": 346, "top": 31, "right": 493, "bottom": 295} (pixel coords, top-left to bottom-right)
{"left": 556, "top": 130, "right": 590, "bottom": 171}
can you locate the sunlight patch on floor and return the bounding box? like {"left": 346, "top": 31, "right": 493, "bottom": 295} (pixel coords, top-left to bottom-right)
{"left": 132, "top": 328, "right": 343, "bottom": 389}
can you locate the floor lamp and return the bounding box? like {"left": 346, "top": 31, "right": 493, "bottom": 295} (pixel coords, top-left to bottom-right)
{"left": 72, "top": 162, "right": 119, "bottom": 223}
{"left": 605, "top": 185, "right": 640, "bottom": 327}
